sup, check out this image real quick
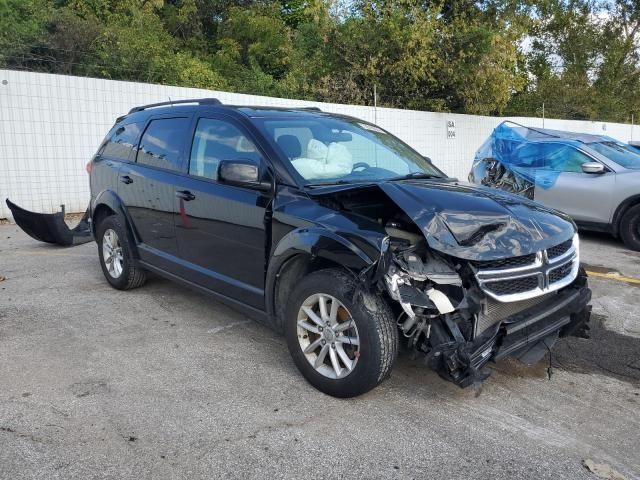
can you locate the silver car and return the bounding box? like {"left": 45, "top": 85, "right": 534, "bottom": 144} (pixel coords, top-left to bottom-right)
{"left": 469, "top": 122, "right": 640, "bottom": 250}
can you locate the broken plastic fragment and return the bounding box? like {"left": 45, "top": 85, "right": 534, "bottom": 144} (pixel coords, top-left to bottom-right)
{"left": 426, "top": 288, "right": 455, "bottom": 314}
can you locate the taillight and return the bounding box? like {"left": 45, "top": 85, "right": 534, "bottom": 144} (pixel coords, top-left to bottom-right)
{"left": 86, "top": 161, "right": 93, "bottom": 174}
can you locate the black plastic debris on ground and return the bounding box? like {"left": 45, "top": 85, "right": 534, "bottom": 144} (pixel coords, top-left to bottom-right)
{"left": 5, "top": 198, "right": 92, "bottom": 247}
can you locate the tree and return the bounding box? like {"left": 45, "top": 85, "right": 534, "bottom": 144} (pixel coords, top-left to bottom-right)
{"left": 507, "top": 0, "right": 640, "bottom": 122}
{"left": 1, "top": 0, "right": 639, "bottom": 122}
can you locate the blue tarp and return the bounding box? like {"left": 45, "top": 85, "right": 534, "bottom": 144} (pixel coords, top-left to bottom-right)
{"left": 473, "top": 122, "right": 585, "bottom": 190}
{"left": 471, "top": 121, "right": 640, "bottom": 199}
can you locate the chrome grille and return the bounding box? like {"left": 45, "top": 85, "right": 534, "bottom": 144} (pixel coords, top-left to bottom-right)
{"left": 471, "top": 253, "right": 537, "bottom": 270}
{"left": 549, "top": 262, "right": 573, "bottom": 284}
{"left": 484, "top": 276, "right": 539, "bottom": 296}
{"left": 473, "top": 234, "right": 579, "bottom": 303}
{"left": 547, "top": 239, "right": 573, "bottom": 259}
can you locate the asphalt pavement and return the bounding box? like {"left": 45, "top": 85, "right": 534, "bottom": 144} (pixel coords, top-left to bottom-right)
{"left": 0, "top": 225, "right": 638, "bottom": 479}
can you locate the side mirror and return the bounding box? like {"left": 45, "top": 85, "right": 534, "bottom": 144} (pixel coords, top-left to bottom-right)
{"left": 218, "top": 159, "right": 272, "bottom": 191}
{"left": 581, "top": 162, "right": 605, "bottom": 174}
{"left": 423, "top": 155, "right": 432, "bottom": 163}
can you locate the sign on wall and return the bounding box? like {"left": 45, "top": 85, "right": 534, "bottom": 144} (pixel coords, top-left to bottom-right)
{"left": 447, "top": 120, "right": 456, "bottom": 139}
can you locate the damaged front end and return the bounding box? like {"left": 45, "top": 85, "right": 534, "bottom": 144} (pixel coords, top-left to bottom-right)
{"left": 469, "top": 157, "right": 534, "bottom": 199}
{"left": 378, "top": 218, "right": 591, "bottom": 387}
{"left": 5, "top": 199, "right": 92, "bottom": 246}
{"left": 307, "top": 179, "right": 592, "bottom": 388}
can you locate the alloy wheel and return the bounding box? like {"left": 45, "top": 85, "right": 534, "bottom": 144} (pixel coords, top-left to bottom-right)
{"left": 102, "top": 228, "right": 124, "bottom": 279}
{"left": 296, "top": 293, "right": 360, "bottom": 379}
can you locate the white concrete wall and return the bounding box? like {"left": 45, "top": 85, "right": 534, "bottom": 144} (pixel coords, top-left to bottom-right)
{"left": 1, "top": 69, "right": 637, "bottom": 218}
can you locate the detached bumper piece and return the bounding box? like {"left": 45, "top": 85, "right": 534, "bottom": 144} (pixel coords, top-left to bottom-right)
{"left": 429, "top": 272, "right": 591, "bottom": 388}
{"left": 6, "top": 199, "right": 93, "bottom": 246}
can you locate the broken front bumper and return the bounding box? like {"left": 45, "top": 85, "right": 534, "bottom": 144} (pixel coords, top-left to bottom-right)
{"left": 434, "top": 271, "right": 591, "bottom": 387}
{"left": 5, "top": 199, "right": 93, "bottom": 246}
{"left": 493, "top": 286, "right": 591, "bottom": 362}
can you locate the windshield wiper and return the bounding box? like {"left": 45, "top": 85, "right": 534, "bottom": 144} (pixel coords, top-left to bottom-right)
{"left": 388, "top": 172, "right": 444, "bottom": 181}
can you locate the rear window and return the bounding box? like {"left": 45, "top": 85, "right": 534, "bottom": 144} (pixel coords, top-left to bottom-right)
{"left": 137, "top": 118, "right": 191, "bottom": 171}
{"left": 102, "top": 122, "right": 142, "bottom": 161}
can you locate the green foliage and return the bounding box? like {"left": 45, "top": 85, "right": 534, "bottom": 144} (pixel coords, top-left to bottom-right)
{"left": 0, "top": 0, "right": 638, "bottom": 121}
{"left": 507, "top": 0, "right": 640, "bottom": 122}
{"left": 161, "top": 52, "right": 228, "bottom": 89}
{"left": 0, "top": 0, "right": 52, "bottom": 62}
{"left": 217, "top": 3, "right": 292, "bottom": 79}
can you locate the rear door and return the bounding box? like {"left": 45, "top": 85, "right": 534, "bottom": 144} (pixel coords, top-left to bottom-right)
{"left": 117, "top": 115, "right": 192, "bottom": 269}
{"left": 172, "top": 114, "right": 271, "bottom": 309}
{"left": 533, "top": 143, "right": 615, "bottom": 223}
{"left": 92, "top": 121, "right": 148, "bottom": 202}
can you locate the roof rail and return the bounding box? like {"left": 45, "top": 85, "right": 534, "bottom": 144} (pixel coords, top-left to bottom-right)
{"left": 297, "top": 106, "right": 322, "bottom": 112}
{"left": 128, "top": 98, "right": 222, "bottom": 114}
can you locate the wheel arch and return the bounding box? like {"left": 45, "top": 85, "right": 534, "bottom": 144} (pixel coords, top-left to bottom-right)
{"left": 265, "top": 227, "right": 380, "bottom": 333}
{"left": 92, "top": 190, "right": 140, "bottom": 258}
{"left": 612, "top": 194, "right": 640, "bottom": 236}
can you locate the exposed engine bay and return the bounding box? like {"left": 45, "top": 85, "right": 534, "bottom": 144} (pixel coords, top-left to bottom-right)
{"left": 317, "top": 185, "right": 592, "bottom": 388}
{"left": 470, "top": 157, "right": 534, "bottom": 199}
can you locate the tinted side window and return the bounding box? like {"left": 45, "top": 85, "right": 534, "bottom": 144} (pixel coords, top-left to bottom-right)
{"left": 542, "top": 144, "right": 591, "bottom": 172}
{"left": 137, "top": 118, "right": 190, "bottom": 172}
{"left": 189, "top": 118, "right": 262, "bottom": 180}
{"left": 102, "top": 122, "right": 142, "bottom": 161}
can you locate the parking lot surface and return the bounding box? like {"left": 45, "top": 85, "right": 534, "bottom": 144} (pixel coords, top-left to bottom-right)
{"left": 1, "top": 224, "right": 639, "bottom": 479}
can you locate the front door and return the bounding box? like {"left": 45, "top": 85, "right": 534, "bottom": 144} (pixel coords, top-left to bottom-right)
{"left": 172, "top": 115, "right": 271, "bottom": 309}
{"left": 533, "top": 144, "right": 615, "bottom": 223}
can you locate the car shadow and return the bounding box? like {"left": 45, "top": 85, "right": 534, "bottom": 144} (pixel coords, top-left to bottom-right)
{"left": 579, "top": 230, "right": 625, "bottom": 249}
{"left": 551, "top": 313, "right": 640, "bottom": 386}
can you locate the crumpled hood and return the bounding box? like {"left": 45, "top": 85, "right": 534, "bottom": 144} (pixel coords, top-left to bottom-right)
{"left": 378, "top": 180, "right": 575, "bottom": 261}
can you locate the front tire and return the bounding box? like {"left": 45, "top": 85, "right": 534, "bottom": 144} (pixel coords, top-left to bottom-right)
{"left": 285, "top": 269, "right": 398, "bottom": 397}
{"left": 97, "top": 215, "right": 146, "bottom": 290}
{"left": 619, "top": 204, "right": 640, "bottom": 251}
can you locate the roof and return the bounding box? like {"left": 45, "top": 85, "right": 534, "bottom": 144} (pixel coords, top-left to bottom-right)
{"left": 502, "top": 121, "right": 610, "bottom": 144}
{"left": 120, "top": 98, "right": 327, "bottom": 123}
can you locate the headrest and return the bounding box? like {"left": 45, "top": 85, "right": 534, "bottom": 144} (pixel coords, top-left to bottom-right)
{"left": 277, "top": 135, "right": 302, "bottom": 159}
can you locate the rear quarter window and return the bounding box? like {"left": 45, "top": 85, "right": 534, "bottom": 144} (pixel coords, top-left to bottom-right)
{"left": 102, "top": 122, "right": 142, "bottom": 161}
{"left": 137, "top": 117, "right": 191, "bottom": 172}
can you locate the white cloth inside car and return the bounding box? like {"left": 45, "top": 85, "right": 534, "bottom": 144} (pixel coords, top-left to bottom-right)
{"left": 291, "top": 139, "right": 353, "bottom": 179}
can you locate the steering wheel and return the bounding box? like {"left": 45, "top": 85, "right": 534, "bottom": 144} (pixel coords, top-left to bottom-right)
{"left": 352, "top": 162, "right": 370, "bottom": 172}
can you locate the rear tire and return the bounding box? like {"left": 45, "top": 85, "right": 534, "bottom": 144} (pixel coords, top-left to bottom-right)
{"left": 619, "top": 205, "right": 640, "bottom": 251}
{"left": 285, "top": 269, "right": 398, "bottom": 398}
{"left": 97, "top": 215, "right": 146, "bottom": 290}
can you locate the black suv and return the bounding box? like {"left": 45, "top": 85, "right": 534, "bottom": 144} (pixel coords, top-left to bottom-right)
{"left": 87, "top": 98, "right": 591, "bottom": 397}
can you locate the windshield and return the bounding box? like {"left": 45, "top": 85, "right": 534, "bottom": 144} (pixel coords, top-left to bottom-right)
{"left": 589, "top": 141, "right": 640, "bottom": 170}
{"left": 257, "top": 116, "right": 444, "bottom": 184}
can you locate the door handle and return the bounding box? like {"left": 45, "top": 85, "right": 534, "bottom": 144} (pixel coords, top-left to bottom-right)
{"left": 175, "top": 190, "right": 196, "bottom": 201}
{"left": 120, "top": 175, "right": 133, "bottom": 184}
